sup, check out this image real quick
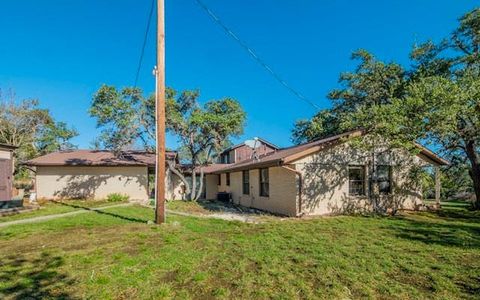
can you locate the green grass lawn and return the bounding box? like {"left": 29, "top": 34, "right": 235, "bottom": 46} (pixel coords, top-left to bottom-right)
{"left": 0, "top": 203, "right": 479, "bottom": 299}
{"left": 424, "top": 199, "right": 474, "bottom": 210}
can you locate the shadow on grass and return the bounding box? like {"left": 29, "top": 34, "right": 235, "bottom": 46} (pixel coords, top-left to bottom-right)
{"left": 52, "top": 201, "right": 149, "bottom": 224}
{"left": 0, "top": 252, "right": 76, "bottom": 299}
{"left": 388, "top": 209, "right": 480, "bottom": 248}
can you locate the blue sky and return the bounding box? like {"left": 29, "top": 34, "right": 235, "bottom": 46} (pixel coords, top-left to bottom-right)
{"left": 0, "top": 0, "right": 477, "bottom": 149}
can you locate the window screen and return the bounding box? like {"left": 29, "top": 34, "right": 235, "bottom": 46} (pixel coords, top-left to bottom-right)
{"left": 259, "top": 168, "right": 269, "bottom": 197}
{"left": 377, "top": 165, "right": 392, "bottom": 194}
{"left": 349, "top": 166, "right": 365, "bottom": 196}
{"left": 242, "top": 170, "right": 249, "bottom": 195}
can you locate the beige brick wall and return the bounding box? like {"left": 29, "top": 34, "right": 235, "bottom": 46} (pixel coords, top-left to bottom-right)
{"left": 295, "top": 143, "right": 425, "bottom": 215}
{"left": 218, "top": 167, "right": 298, "bottom": 216}
{"left": 208, "top": 141, "right": 428, "bottom": 217}
{"left": 36, "top": 166, "right": 149, "bottom": 201}
{"left": 205, "top": 174, "right": 218, "bottom": 200}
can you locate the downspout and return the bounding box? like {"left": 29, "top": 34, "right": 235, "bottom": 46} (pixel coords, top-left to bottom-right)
{"left": 281, "top": 165, "right": 303, "bottom": 217}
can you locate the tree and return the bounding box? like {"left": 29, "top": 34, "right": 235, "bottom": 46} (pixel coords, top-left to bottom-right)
{"left": 291, "top": 109, "right": 340, "bottom": 144}
{"left": 90, "top": 85, "right": 156, "bottom": 152}
{"left": 36, "top": 122, "right": 78, "bottom": 155}
{"left": 90, "top": 85, "right": 246, "bottom": 201}
{"left": 291, "top": 50, "right": 409, "bottom": 147}
{"left": 292, "top": 8, "right": 480, "bottom": 209}
{"left": 0, "top": 92, "right": 78, "bottom": 177}
{"left": 166, "top": 90, "right": 246, "bottom": 200}
{"left": 403, "top": 71, "right": 480, "bottom": 208}
{"left": 329, "top": 50, "right": 410, "bottom": 148}
{"left": 404, "top": 8, "right": 480, "bottom": 209}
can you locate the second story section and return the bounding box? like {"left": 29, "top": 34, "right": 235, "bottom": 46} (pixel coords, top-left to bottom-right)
{"left": 218, "top": 138, "right": 278, "bottom": 164}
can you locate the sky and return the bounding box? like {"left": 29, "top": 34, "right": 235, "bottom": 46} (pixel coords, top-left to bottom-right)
{"left": 0, "top": 0, "right": 477, "bottom": 150}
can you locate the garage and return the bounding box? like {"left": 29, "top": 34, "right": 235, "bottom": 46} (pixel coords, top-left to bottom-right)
{"left": 24, "top": 149, "right": 183, "bottom": 202}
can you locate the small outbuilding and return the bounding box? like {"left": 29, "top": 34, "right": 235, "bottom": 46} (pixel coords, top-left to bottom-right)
{"left": 25, "top": 150, "right": 184, "bottom": 202}
{"left": 0, "top": 144, "right": 16, "bottom": 201}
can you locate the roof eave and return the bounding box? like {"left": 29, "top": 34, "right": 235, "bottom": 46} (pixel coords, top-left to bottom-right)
{"left": 211, "top": 159, "right": 282, "bottom": 174}
{"left": 0, "top": 144, "right": 18, "bottom": 150}
{"left": 414, "top": 143, "right": 449, "bottom": 166}
{"left": 417, "top": 150, "right": 449, "bottom": 166}
{"left": 22, "top": 162, "right": 153, "bottom": 167}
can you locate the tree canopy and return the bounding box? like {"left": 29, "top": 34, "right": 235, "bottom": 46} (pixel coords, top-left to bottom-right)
{"left": 90, "top": 85, "right": 246, "bottom": 200}
{"left": 291, "top": 8, "right": 480, "bottom": 209}
{"left": 0, "top": 92, "right": 78, "bottom": 177}
{"left": 166, "top": 89, "right": 246, "bottom": 200}
{"left": 90, "top": 85, "right": 156, "bottom": 152}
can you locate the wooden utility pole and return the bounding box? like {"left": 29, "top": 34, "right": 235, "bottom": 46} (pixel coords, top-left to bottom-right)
{"left": 155, "top": 0, "right": 166, "bottom": 224}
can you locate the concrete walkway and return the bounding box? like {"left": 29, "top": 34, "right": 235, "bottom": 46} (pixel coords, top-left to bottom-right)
{"left": 0, "top": 203, "right": 133, "bottom": 228}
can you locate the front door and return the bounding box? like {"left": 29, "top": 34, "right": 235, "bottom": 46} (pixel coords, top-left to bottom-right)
{"left": 0, "top": 159, "right": 12, "bottom": 201}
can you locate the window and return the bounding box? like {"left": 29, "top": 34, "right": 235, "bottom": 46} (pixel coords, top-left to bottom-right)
{"left": 349, "top": 166, "right": 365, "bottom": 196}
{"left": 259, "top": 168, "right": 269, "bottom": 197}
{"left": 242, "top": 170, "right": 250, "bottom": 195}
{"left": 226, "top": 173, "right": 231, "bottom": 186}
{"left": 217, "top": 174, "right": 221, "bottom": 186}
{"left": 220, "top": 153, "right": 229, "bottom": 164}
{"left": 377, "top": 165, "right": 392, "bottom": 194}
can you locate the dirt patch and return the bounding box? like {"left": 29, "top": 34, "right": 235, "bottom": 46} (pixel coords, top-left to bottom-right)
{"left": 166, "top": 200, "right": 279, "bottom": 223}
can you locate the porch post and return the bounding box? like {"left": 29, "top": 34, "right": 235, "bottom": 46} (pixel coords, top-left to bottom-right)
{"left": 435, "top": 166, "right": 441, "bottom": 208}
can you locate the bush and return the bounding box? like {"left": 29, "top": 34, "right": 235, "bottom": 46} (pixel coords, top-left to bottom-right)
{"left": 14, "top": 180, "right": 34, "bottom": 191}
{"left": 106, "top": 193, "right": 130, "bottom": 202}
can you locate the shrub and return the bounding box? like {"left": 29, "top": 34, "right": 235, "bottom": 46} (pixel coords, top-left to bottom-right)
{"left": 14, "top": 180, "right": 34, "bottom": 191}
{"left": 106, "top": 193, "right": 130, "bottom": 202}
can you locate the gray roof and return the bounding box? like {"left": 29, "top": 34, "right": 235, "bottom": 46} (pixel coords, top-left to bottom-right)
{"left": 220, "top": 137, "right": 279, "bottom": 154}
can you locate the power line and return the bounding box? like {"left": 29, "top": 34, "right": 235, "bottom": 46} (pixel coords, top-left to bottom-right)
{"left": 194, "top": 0, "right": 321, "bottom": 110}
{"left": 134, "top": 0, "right": 155, "bottom": 87}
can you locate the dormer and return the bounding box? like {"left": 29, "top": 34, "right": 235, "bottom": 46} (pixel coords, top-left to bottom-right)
{"left": 218, "top": 138, "right": 278, "bottom": 164}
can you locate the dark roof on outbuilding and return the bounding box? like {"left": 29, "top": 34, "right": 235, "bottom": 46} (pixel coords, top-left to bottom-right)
{"left": 24, "top": 150, "right": 177, "bottom": 167}
{"left": 0, "top": 144, "right": 17, "bottom": 150}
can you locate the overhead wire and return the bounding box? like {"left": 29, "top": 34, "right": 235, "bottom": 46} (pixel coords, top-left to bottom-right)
{"left": 134, "top": 0, "right": 155, "bottom": 87}
{"left": 194, "top": 0, "right": 321, "bottom": 110}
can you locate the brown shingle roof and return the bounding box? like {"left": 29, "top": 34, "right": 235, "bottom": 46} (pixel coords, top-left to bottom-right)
{"left": 205, "top": 130, "right": 448, "bottom": 174}
{"left": 24, "top": 150, "right": 177, "bottom": 167}
{"left": 0, "top": 144, "right": 17, "bottom": 150}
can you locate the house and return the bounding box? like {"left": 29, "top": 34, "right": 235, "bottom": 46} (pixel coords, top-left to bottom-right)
{"left": 199, "top": 137, "right": 278, "bottom": 199}
{"left": 25, "top": 150, "right": 185, "bottom": 202}
{"left": 201, "top": 130, "right": 448, "bottom": 216}
{"left": 218, "top": 138, "right": 278, "bottom": 163}
{"left": 0, "top": 144, "right": 16, "bottom": 201}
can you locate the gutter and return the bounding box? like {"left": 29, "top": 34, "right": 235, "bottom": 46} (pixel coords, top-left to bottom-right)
{"left": 281, "top": 165, "right": 304, "bottom": 217}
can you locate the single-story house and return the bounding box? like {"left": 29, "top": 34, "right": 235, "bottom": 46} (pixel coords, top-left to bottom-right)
{"left": 25, "top": 150, "right": 185, "bottom": 202}
{"left": 201, "top": 130, "right": 448, "bottom": 216}
{"left": 0, "top": 144, "right": 16, "bottom": 201}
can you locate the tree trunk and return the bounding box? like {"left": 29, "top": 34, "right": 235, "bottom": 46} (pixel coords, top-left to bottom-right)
{"left": 194, "top": 167, "right": 204, "bottom": 201}
{"left": 465, "top": 140, "right": 480, "bottom": 210}
{"left": 167, "top": 160, "right": 191, "bottom": 198}
{"left": 191, "top": 169, "right": 196, "bottom": 201}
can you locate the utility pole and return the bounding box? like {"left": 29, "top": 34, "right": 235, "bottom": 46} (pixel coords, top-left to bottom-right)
{"left": 155, "top": 0, "right": 166, "bottom": 224}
